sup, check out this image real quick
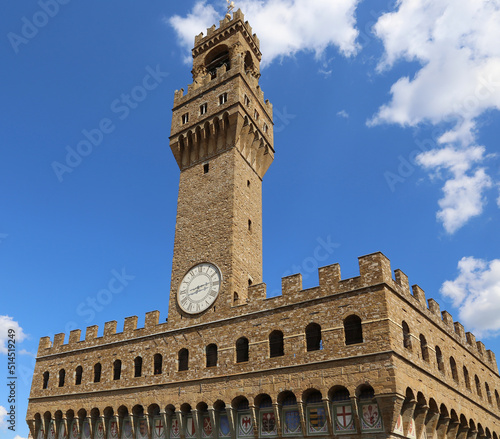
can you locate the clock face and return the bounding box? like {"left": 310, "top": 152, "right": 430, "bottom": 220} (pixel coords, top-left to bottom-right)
{"left": 177, "top": 262, "right": 222, "bottom": 314}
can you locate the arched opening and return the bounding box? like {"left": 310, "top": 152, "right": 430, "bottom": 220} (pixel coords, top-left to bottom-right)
{"left": 94, "top": 363, "right": 102, "bottom": 383}
{"left": 485, "top": 382, "right": 492, "bottom": 404}
{"left": 330, "top": 386, "right": 350, "bottom": 402}
{"left": 58, "top": 369, "right": 65, "bottom": 387}
{"left": 42, "top": 371, "right": 49, "bottom": 389}
{"left": 244, "top": 52, "right": 254, "bottom": 73}
{"left": 205, "top": 45, "right": 230, "bottom": 79}
{"left": 402, "top": 321, "right": 411, "bottom": 349}
{"left": 305, "top": 323, "right": 322, "bottom": 351}
{"left": 450, "top": 357, "right": 459, "bottom": 382}
{"left": 419, "top": 334, "right": 429, "bottom": 362}
{"left": 134, "top": 356, "right": 142, "bottom": 378}
{"left": 475, "top": 375, "right": 482, "bottom": 397}
{"left": 344, "top": 315, "right": 363, "bottom": 345}
{"left": 435, "top": 346, "right": 444, "bottom": 372}
{"left": 269, "top": 330, "right": 284, "bottom": 357}
{"left": 178, "top": 348, "right": 189, "bottom": 371}
{"left": 236, "top": 337, "right": 249, "bottom": 363}
{"left": 358, "top": 385, "right": 375, "bottom": 400}
{"left": 206, "top": 344, "right": 218, "bottom": 368}
{"left": 495, "top": 389, "right": 500, "bottom": 409}
{"left": 113, "top": 360, "right": 122, "bottom": 380}
{"left": 154, "top": 354, "right": 162, "bottom": 375}
{"left": 75, "top": 366, "right": 83, "bottom": 385}
{"left": 463, "top": 366, "right": 470, "bottom": 390}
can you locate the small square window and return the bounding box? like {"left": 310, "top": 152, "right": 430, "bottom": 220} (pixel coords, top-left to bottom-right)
{"left": 200, "top": 103, "right": 207, "bottom": 115}
{"left": 219, "top": 93, "right": 228, "bottom": 105}
{"left": 182, "top": 113, "right": 189, "bottom": 124}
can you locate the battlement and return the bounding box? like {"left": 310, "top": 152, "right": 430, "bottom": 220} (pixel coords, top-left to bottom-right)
{"left": 193, "top": 10, "right": 260, "bottom": 52}
{"left": 36, "top": 252, "right": 498, "bottom": 374}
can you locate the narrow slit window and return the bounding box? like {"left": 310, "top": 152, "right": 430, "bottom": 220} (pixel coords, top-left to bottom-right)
{"left": 263, "top": 123, "right": 268, "bottom": 133}
{"left": 248, "top": 219, "right": 252, "bottom": 231}
{"left": 244, "top": 95, "right": 250, "bottom": 106}
{"left": 203, "top": 163, "right": 209, "bottom": 174}
{"left": 200, "top": 103, "right": 207, "bottom": 115}
{"left": 254, "top": 110, "right": 259, "bottom": 120}
{"left": 182, "top": 113, "right": 189, "bottom": 124}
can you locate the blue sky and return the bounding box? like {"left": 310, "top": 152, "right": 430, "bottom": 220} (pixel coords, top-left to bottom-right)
{"left": 1, "top": 1, "right": 500, "bottom": 438}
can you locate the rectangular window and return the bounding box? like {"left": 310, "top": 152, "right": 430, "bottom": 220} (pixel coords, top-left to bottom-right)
{"left": 200, "top": 103, "right": 207, "bottom": 115}
{"left": 219, "top": 93, "right": 228, "bottom": 105}
{"left": 182, "top": 113, "right": 189, "bottom": 124}
{"left": 244, "top": 95, "right": 250, "bottom": 106}
{"left": 203, "top": 163, "right": 209, "bottom": 174}
{"left": 254, "top": 110, "right": 259, "bottom": 120}
{"left": 263, "top": 123, "right": 268, "bottom": 133}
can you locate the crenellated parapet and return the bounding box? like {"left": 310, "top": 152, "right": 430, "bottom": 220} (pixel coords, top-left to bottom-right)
{"left": 36, "top": 252, "right": 498, "bottom": 375}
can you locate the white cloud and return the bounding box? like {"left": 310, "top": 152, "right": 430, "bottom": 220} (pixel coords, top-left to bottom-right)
{"left": 442, "top": 257, "right": 500, "bottom": 336}
{"left": 168, "top": 0, "right": 361, "bottom": 67}
{"left": 337, "top": 110, "right": 349, "bottom": 118}
{"left": 0, "top": 316, "right": 27, "bottom": 355}
{"left": 0, "top": 406, "right": 7, "bottom": 429}
{"left": 14, "top": 436, "right": 29, "bottom": 439}
{"left": 369, "top": 0, "right": 500, "bottom": 232}
{"left": 417, "top": 146, "right": 492, "bottom": 233}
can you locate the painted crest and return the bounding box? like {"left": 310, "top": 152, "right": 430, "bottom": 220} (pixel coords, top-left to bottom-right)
{"left": 335, "top": 404, "right": 355, "bottom": 431}
{"left": 122, "top": 419, "right": 132, "bottom": 439}
{"left": 308, "top": 407, "right": 327, "bottom": 433}
{"left": 394, "top": 414, "right": 404, "bottom": 435}
{"left": 260, "top": 411, "right": 276, "bottom": 436}
{"left": 408, "top": 419, "right": 417, "bottom": 439}
{"left": 81, "top": 420, "right": 91, "bottom": 439}
{"left": 283, "top": 410, "right": 301, "bottom": 435}
{"left": 48, "top": 421, "right": 56, "bottom": 439}
{"left": 219, "top": 414, "right": 230, "bottom": 437}
{"left": 70, "top": 421, "right": 78, "bottom": 439}
{"left": 238, "top": 413, "right": 253, "bottom": 437}
{"left": 202, "top": 416, "right": 212, "bottom": 438}
{"left": 58, "top": 423, "right": 67, "bottom": 439}
{"left": 171, "top": 418, "right": 180, "bottom": 438}
{"left": 37, "top": 427, "right": 44, "bottom": 439}
{"left": 186, "top": 417, "right": 196, "bottom": 438}
{"left": 137, "top": 419, "right": 148, "bottom": 439}
{"left": 109, "top": 420, "right": 118, "bottom": 439}
{"left": 95, "top": 420, "right": 104, "bottom": 439}
{"left": 360, "top": 403, "right": 382, "bottom": 431}
{"left": 154, "top": 418, "right": 165, "bottom": 439}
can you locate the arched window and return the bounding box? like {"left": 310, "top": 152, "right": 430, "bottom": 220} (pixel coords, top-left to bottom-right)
{"left": 305, "top": 323, "right": 322, "bottom": 351}
{"left": 463, "top": 366, "right": 470, "bottom": 390}
{"left": 179, "top": 349, "right": 189, "bottom": 371}
{"left": 75, "top": 366, "right": 83, "bottom": 385}
{"left": 205, "top": 46, "right": 231, "bottom": 79}
{"left": 359, "top": 385, "right": 375, "bottom": 400}
{"left": 331, "top": 387, "right": 350, "bottom": 402}
{"left": 450, "top": 357, "right": 459, "bottom": 382}
{"left": 113, "top": 360, "right": 121, "bottom": 380}
{"left": 402, "top": 321, "right": 412, "bottom": 350}
{"left": 206, "top": 344, "right": 218, "bottom": 368}
{"left": 154, "top": 354, "right": 162, "bottom": 375}
{"left": 269, "top": 330, "right": 284, "bottom": 357}
{"left": 134, "top": 357, "right": 142, "bottom": 378}
{"left": 42, "top": 371, "right": 49, "bottom": 389}
{"left": 306, "top": 390, "right": 323, "bottom": 404}
{"left": 495, "top": 390, "right": 500, "bottom": 409}
{"left": 475, "top": 375, "right": 482, "bottom": 397}
{"left": 236, "top": 337, "right": 249, "bottom": 363}
{"left": 58, "top": 369, "right": 65, "bottom": 387}
{"left": 435, "top": 346, "right": 444, "bottom": 372}
{"left": 485, "top": 382, "right": 492, "bottom": 404}
{"left": 419, "top": 334, "right": 429, "bottom": 362}
{"left": 94, "top": 363, "right": 102, "bottom": 383}
{"left": 344, "top": 315, "right": 363, "bottom": 345}
{"left": 258, "top": 395, "right": 273, "bottom": 408}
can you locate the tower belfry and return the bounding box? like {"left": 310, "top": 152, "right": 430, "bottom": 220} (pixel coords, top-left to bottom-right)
{"left": 168, "top": 9, "right": 274, "bottom": 326}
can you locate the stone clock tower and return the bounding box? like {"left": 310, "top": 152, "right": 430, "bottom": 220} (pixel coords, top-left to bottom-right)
{"left": 168, "top": 9, "right": 274, "bottom": 327}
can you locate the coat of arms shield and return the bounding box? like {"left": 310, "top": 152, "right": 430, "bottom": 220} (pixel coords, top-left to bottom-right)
{"left": 58, "top": 423, "right": 67, "bottom": 439}
{"left": 122, "top": 419, "right": 132, "bottom": 439}
{"left": 238, "top": 414, "right": 253, "bottom": 436}
{"left": 48, "top": 422, "right": 56, "bottom": 439}
{"left": 283, "top": 410, "right": 300, "bottom": 435}
{"left": 202, "top": 416, "right": 212, "bottom": 438}
{"left": 171, "top": 418, "right": 180, "bottom": 438}
{"left": 109, "top": 420, "right": 118, "bottom": 439}
{"left": 261, "top": 412, "right": 276, "bottom": 435}
{"left": 219, "top": 414, "right": 230, "bottom": 437}
{"left": 335, "top": 404, "right": 354, "bottom": 431}
{"left": 153, "top": 418, "right": 165, "bottom": 439}
{"left": 361, "top": 403, "right": 382, "bottom": 431}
